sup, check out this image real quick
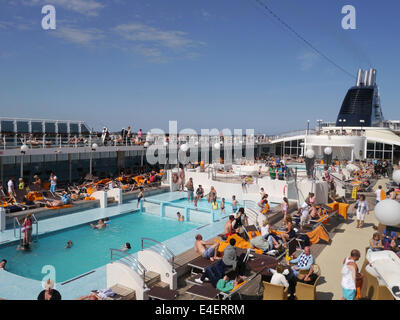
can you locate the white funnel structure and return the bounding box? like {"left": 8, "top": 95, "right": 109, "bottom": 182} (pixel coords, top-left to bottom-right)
{"left": 356, "top": 69, "right": 363, "bottom": 86}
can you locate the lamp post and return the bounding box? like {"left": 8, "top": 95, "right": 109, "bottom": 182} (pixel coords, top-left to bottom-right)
{"left": 90, "top": 143, "right": 98, "bottom": 176}
{"left": 338, "top": 119, "right": 346, "bottom": 134}
{"left": 360, "top": 119, "right": 365, "bottom": 134}
{"left": 317, "top": 119, "right": 323, "bottom": 133}
{"left": 324, "top": 146, "right": 333, "bottom": 166}
{"left": 307, "top": 120, "right": 310, "bottom": 135}
{"left": 20, "top": 144, "right": 29, "bottom": 178}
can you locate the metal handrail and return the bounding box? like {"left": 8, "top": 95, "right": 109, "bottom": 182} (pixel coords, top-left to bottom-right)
{"left": 243, "top": 199, "right": 259, "bottom": 212}
{"left": 110, "top": 248, "right": 147, "bottom": 289}
{"left": 31, "top": 213, "right": 39, "bottom": 243}
{"left": 243, "top": 200, "right": 261, "bottom": 225}
{"left": 13, "top": 217, "right": 21, "bottom": 239}
{"left": 141, "top": 237, "right": 175, "bottom": 271}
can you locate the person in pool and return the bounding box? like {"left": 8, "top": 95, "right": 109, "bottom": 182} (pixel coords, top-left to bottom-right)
{"left": 104, "top": 217, "right": 110, "bottom": 225}
{"left": 220, "top": 198, "right": 226, "bottom": 214}
{"left": 121, "top": 242, "right": 131, "bottom": 252}
{"left": 194, "top": 234, "right": 220, "bottom": 262}
{"left": 137, "top": 187, "right": 144, "bottom": 208}
{"left": 65, "top": 240, "right": 73, "bottom": 249}
{"left": 177, "top": 212, "right": 185, "bottom": 221}
{"left": 194, "top": 185, "right": 204, "bottom": 207}
{"left": 232, "top": 195, "right": 239, "bottom": 213}
{"left": 211, "top": 198, "right": 218, "bottom": 211}
{"left": 90, "top": 219, "right": 106, "bottom": 230}
{"left": 0, "top": 259, "right": 7, "bottom": 270}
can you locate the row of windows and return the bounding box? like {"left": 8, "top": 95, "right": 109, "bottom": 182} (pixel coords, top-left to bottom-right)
{"left": 367, "top": 142, "right": 393, "bottom": 151}
{"left": 366, "top": 151, "right": 393, "bottom": 160}
{"left": 0, "top": 151, "right": 148, "bottom": 165}
{"left": 0, "top": 120, "right": 90, "bottom": 135}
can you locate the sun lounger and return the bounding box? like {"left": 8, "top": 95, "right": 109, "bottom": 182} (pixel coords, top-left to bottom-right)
{"left": 187, "top": 256, "right": 218, "bottom": 274}
{"left": 243, "top": 225, "right": 260, "bottom": 238}
{"left": 103, "top": 284, "right": 136, "bottom": 300}
{"left": 147, "top": 286, "right": 178, "bottom": 300}
{"left": 186, "top": 282, "right": 221, "bottom": 300}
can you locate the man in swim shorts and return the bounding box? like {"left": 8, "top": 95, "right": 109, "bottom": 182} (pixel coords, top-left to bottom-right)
{"left": 194, "top": 234, "right": 220, "bottom": 262}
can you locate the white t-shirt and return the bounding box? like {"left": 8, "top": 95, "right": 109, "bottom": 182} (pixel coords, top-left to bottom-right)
{"left": 260, "top": 225, "right": 270, "bottom": 237}
{"left": 301, "top": 202, "right": 310, "bottom": 218}
{"left": 7, "top": 180, "right": 14, "bottom": 193}
{"left": 376, "top": 189, "right": 382, "bottom": 201}
{"left": 51, "top": 176, "right": 57, "bottom": 186}
{"left": 270, "top": 269, "right": 289, "bottom": 288}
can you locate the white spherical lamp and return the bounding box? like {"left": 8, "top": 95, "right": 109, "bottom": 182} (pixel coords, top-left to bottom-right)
{"left": 213, "top": 142, "right": 221, "bottom": 150}
{"left": 305, "top": 149, "right": 315, "bottom": 159}
{"left": 144, "top": 142, "right": 149, "bottom": 148}
{"left": 180, "top": 143, "right": 189, "bottom": 152}
{"left": 374, "top": 199, "right": 400, "bottom": 226}
{"left": 20, "top": 144, "right": 29, "bottom": 153}
{"left": 91, "top": 143, "right": 98, "bottom": 150}
{"left": 324, "top": 147, "right": 332, "bottom": 155}
{"left": 393, "top": 170, "right": 400, "bottom": 184}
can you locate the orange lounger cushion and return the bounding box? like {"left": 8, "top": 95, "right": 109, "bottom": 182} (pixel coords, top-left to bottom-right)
{"left": 84, "top": 197, "right": 96, "bottom": 201}
{"left": 306, "top": 225, "right": 329, "bottom": 244}
{"left": 215, "top": 234, "right": 263, "bottom": 255}
{"left": 46, "top": 204, "right": 73, "bottom": 210}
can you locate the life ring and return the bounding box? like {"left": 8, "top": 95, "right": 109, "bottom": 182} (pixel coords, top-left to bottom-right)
{"left": 172, "top": 173, "right": 179, "bottom": 184}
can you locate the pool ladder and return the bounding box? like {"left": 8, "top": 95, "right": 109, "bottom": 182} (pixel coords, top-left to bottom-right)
{"left": 13, "top": 214, "right": 39, "bottom": 245}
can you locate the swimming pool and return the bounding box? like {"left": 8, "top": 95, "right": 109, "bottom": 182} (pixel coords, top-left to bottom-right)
{"left": 0, "top": 211, "right": 199, "bottom": 282}
{"left": 142, "top": 193, "right": 279, "bottom": 225}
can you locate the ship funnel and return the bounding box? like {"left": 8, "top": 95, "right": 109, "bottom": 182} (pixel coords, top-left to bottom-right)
{"left": 363, "top": 70, "right": 369, "bottom": 86}
{"left": 371, "top": 69, "right": 377, "bottom": 86}
{"left": 368, "top": 68, "right": 374, "bottom": 86}
{"left": 356, "top": 69, "right": 363, "bottom": 86}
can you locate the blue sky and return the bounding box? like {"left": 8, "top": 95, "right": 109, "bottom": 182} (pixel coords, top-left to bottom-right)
{"left": 0, "top": 0, "right": 399, "bottom": 134}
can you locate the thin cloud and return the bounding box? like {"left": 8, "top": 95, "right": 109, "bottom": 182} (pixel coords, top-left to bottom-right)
{"left": 113, "top": 22, "right": 205, "bottom": 62}
{"left": 22, "top": 0, "right": 105, "bottom": 16}
{"left": 113, "top": 23, "right": 204, "bottom": 50}
{"left": 297, "top": 52, "right": 319, "bottom": 71}
{"left": 51, "top": 26, "right": 104, "bottom": 45}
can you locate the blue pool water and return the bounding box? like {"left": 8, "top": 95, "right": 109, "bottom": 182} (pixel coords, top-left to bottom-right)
{"left": 169, "top": 197, "right": 279, "bottom": 212}
{"left": 171, "top": 197, "right": 235, "bottom": 213}
{"left": 0, "top": 212, "right": 199, "bottom": 282}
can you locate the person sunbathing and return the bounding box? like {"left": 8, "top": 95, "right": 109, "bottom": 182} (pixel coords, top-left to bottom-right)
{"left": 216, "top": 275, "right": 244, "bottom": 293}
{"left": 77, "top": 292, "right": 102, "bottom": 300}
{"left": 280, "top": 216, "right": 296, "bottom": 246}
{"left": 224, "top": 215, "right": 236, "bottom": 237}
{"left": 250, "top": 231, "right": 281, "bottom": 252}
{"left": 194, "top": 234, "right": 220, "bottom": 262}
{"left": 46, "top": 199, "right": 64, "bottom": 207}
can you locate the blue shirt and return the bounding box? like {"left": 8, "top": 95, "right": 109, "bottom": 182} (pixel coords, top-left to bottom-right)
{"left": 290, "top": 253, "right": 314, "bottom": 270}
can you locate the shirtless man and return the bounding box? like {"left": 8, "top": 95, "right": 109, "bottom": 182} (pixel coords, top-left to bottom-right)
{"left": 224, "top": 215, "right": 236, "bottom": 236}
{"left": 179, "top": 168, "right": 185, "bottom": 191}
{"left": 194, "top": 185, "right": 204, "bottom": 207}
{"left": 194, "top": 234, "right": 220, "bottom": 262}
{"left": 90, "top": 219, "right": 106, "bottom": 230}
